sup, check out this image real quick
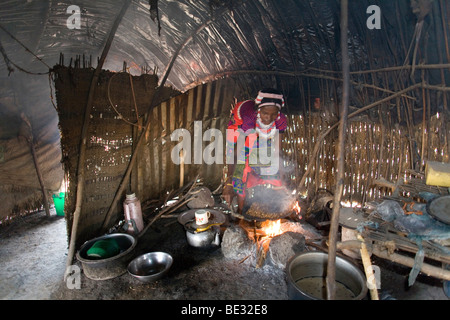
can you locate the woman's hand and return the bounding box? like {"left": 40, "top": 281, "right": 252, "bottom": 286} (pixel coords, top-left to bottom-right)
{"left": 222, "top": 183, "right": 234, "bottom": 205}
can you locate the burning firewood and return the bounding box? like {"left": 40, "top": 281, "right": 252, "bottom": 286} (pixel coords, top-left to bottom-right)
{"left": 255, "top": 241, "right": 267, "bottom": 269}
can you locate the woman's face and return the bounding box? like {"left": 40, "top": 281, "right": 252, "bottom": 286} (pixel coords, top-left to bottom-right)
{"left": 259, "top": 105, "right": 279, "bottom": 125}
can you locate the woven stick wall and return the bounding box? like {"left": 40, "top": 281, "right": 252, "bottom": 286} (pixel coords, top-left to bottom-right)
{"left": 283, "top": 112, "right": 449, "bottom": 204}
{"left": 53, "top": 66, "right": 177, "bottom": 245}
{"left": 135, "top": 77, "right": 241, "bottom": 202}
{"left": 281, "top": 82, "right": 450, "bottom": 206}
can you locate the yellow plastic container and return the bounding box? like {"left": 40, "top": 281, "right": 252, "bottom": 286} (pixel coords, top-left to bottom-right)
{"left": 425, "top": 161, "right": 450, "bottom": 187}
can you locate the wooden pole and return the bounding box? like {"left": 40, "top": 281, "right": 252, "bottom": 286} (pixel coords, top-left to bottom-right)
{"left": 20, "top": 113, "right": 51, "bottom": 217}
{"left": 29, "top": 140, "right": 51, "bottom": 217}
{"left": 357, "top": 234, "right": 379, "bottom": 300}
{"left": 180, "top": 149, "right": 185, "bottom": 188}
{"left": 421, "top": 70, "right": 427, "bottom": 169}
{"left": 371, "top": 246, "right": 450, "bottom": 281}
{"left": 65, "top": 0, "right": 132, "bottom": 272}
{"left": 326, "top": 0, "right": 349, "bottom": 300}
{"left": 337, "top": 240, "right": 450, "bottom": 282}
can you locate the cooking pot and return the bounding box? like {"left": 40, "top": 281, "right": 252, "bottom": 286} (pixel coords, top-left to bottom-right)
{"left": 242, "top": 185, "right": 295, "bottom": 221}
{"left": 287, "top": 251, "right": 368, "bottom": 300}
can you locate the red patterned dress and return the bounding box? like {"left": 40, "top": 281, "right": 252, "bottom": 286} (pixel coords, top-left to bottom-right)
{"left": 226, "top": 100, "right": 287, "bottom": 196}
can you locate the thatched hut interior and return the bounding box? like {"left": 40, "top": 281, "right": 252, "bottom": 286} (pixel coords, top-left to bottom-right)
{"left": 0, "top": 0, "right": 449, "bottom": 304}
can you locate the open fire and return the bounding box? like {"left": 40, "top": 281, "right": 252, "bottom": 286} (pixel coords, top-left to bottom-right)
{"left": 260, "top": 219, "right": 282, "bottom": 238}
{"left": 293, "top": 201, "right": 301, "bottom": 215}
{"left": 241, "top": 201, "right": 302, "bottom": 239}
{"left": 238, "top": 201, "right": 303, "bottom": 267}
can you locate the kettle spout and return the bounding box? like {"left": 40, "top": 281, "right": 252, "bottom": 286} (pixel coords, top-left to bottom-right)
{"left": 213, "top": 232, "right": 220, "bottom": 246}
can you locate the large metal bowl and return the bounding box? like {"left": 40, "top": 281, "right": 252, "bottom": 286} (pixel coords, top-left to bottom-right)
{"left": 76, "top": 233, "right": 137, "bottom": 280}
{"left": 127, "top": 252, "right": 173, "bottom": 283}
{"left": 287, "top": 251, "right": 368, "bottom": 300}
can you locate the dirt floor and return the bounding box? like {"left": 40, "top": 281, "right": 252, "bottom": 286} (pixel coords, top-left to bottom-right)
{"left": 0, "top": 209, "right": 67, "bottom": 300}
{"left": 0, "top": 207, "right": 449, "bottom": 301}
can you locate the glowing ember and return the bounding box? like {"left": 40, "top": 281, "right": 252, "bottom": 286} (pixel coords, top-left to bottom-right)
{"left": 293, "top": 201, "right": 301, "bottom": 216}
{"left": 261, "top": 219, "right": 282, "bottom": 238}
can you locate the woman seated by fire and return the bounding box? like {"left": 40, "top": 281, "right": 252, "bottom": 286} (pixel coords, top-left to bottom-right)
{"left": 222, "top": 88, "right": 290, "bottom": 218}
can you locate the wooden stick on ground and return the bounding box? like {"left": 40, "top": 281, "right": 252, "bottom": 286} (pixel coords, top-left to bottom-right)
{"left": 137, "top": 176, "right": 199, "bottom": 238}
{"left": 357, "top": 234, "right": 379, "bottom": 300}
{"left": 371, "top": 245, "right": 450, "bottom": 281}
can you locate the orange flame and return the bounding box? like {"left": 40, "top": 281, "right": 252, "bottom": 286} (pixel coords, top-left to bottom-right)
{"left": 293, "top": 201, "right": 301, "bottom": 217}
{"left": 261, "top": 219, "right": 282, "bottom": 237}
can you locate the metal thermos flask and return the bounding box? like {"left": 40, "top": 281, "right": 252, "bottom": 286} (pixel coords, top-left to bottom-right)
{"left": 123, "top": 193, "right": 144, "bottom": 235}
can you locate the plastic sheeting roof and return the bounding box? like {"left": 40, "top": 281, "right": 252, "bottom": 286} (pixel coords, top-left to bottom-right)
{"left": 1, "top": 0, "right": 433, "bottom": 91}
